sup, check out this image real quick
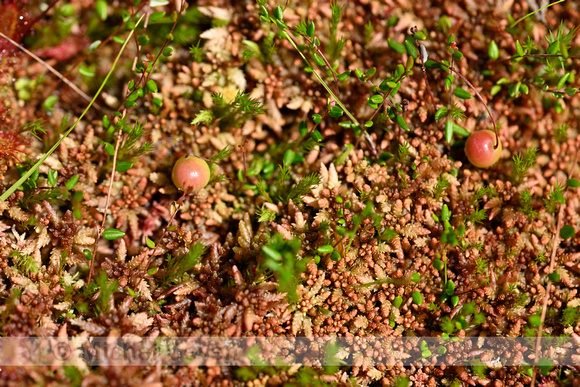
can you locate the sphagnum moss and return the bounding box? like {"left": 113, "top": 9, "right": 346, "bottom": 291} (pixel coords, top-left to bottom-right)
{"left": 0, "top": 0, "right": 579, "bottom": 386}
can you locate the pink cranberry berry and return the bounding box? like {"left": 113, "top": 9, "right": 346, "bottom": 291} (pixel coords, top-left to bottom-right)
{"left": 465, "top": 130, "right": 502, "bottom": 168}
{"left": 171, "top": 155, "right": 210, "bottom": 193}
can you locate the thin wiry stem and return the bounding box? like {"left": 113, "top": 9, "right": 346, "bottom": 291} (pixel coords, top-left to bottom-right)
{"left": 0, "top": 17, "right": 142, "bottom": 202}
{"left": 0, "top": 31, "right": 98, "bottom": 109}
{"left": 135, "top": 192, "right": 186, "bottom": 292}
{"left": 530, "top": 149, "right": 578, "bottom": 387}
{"left": 90, "top": 1, "right": 187, "bottom": 283}
{"left": 428, "top": 58, "right": 500, "bottom": 149}
{"left": 281, "top": 30, "right": 378, "bottom": 158}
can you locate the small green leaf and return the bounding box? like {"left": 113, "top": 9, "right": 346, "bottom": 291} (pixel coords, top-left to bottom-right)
{"left": 560, "top": 225, "right": 576, "bottom": 239}
{"left": 89, "top": 40, "right": 101, "bottom": 52}
{"left": 330, "top": 251, "right": 341, "bottom": 261}
{"left": 435, "top": 107, "right": 448, "bottom": 121}
{"left": 116, "top": 161, "right": 133, "bottom": 173}
{"left": 529, "top": 314, "right": 541, "bottom": 327}
{"left": 412, "top": 291, "right": 423, "bottom": 306}
{"left": 414, "top": 30, "right": 427, "bottom": 40}
{"left": 515, "top": 40, "right": 524, "bottom": 56}
{"left": 127, "top": 92, "right": 139, "bottom": 102}
{"left": 311, "top": 130, "right": 322, "bottom": 142}
{"left": 365, "top": 68, "right": 376, "bottom": 78}
{"left": 567, "top": 179, "right": 580, "bottom": 188}
{"left": 547, "top": 41, "right": 559, "bottom": 55}
{"left": 488, "top": 40, "right": 499, "bottom": 59}
{"left": 424, "top": 59, "right": 441, "bottom": 69}
{"left": 411, "top": 273, "right": 420, "bottom": 283}
{"left": 453, "top": 50, "right": 464, "bottom": 60}
{"left": 337, "top": 70, "right": 350, "bottom": 81}
{"left": 103, "top": 142, "right": 115, "bottom": 156}
{"left": 299, "top": 120, "right": 308, "bottom": 135}
{"left": 404, "top": 39, "right": 418, "bottom": 58}
{"left": 317, "top": 245, "right": 333, "bottom": 254}
{"left": 396, "top": 115, "right": 410, "bottom": 131}
{"left": 312, "top": 114, "right": 322, "bottom": 124}
{"left": 150, "top": 0, "right": 169, "bottom": 6}
{"left": 137, "top": 34, "right": 149, "bottom": 46}
{"left": 388, "top": 38, "right": 406, "bottom": 54}
{"left": 433, "top": 259, "right": 443, "bottom": 270}
{"left": 306, "top": 21, "right": 315, "bottom": 37}
{"left": 445, "top": 74, "right": 454, "bottom": 89}
{"left": 103, "top": 228, "right": 125, "bottom": 240}
{"left": 548, "top": 272, "right": 561, "bottom": 282}
{"left": 451, "top": 295, "right": 459, "bottom": 307}
{"left": 329, "top": 105, "right": 344, "bottom": 117}
{"left": 283, "top": 149, "right": 295, "bottom": 166}
{"left": 444, "top": 120, "right": 453, "bottom": 143}
{"left": 83, "top": 249, "right": 93, "bottom": 261}
{"left": 273, "top": 5, "right": 283, "bottom": 20}
{"left": 145, "top": 237, "right": 156, "bottom": 249}
{"left": 369, "top": 94, "right": 384, "bottom": 104}
{"left": 557, "top": 73, "right": 570, "bottom": 90}
{"left": 453, "top": 87, "right": 472, "bottom": 99}
{"left": 95, "top": 1, "right": 108, "bottom": 20}
{"left": 146, "top": 80, "right": 158, "bottom": 93}
{"left": 78, "top": 66, "right": 94, "bottom": 77}
{"left": 43, "top": 95, "right": 58, "bottom": 111}
{"left": 149, "top": 11, "right": 166, "bottom": 22}
{"left": 262, "top": 246, "right": 281, "bottom": 260}
{"left": 441, "top": 204, "right": 450, "bottom": 222}
{"left": 490, "top": 85, "right": 502, "bottom": 96}
{"left": 452, "top": 123, "right": 470, "bottom": 137}
{"left": 162, "top": 47, "right": 173, "bottom": 57}
{"left": 47, "top": 170, "right": 58, "bottom": 187}
{"left": 147, "top": 267, "right": 158, "bottom": 275}
{"left": 446, "top": 280, "right": 455, "bottom": 296}
{"left": 393, "top": 295, "right": 403, "bottom": 308}
{"left": 65, "top": 175, "right": 79, "bottom": 190}
{"left": 313, "top": 53, "right": 325, "bottom": 67}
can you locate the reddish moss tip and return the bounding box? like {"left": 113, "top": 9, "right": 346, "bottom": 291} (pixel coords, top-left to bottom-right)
{"left": 171, "top": 155, "right": 210, "bottom": 193}
{"left": 465, "top": 130, "right": 502, "bottom": 168}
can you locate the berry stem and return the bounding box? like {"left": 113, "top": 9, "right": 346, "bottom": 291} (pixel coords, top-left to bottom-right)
{"left": 428, "top": 58, "right": 500, "bottom": 149}
{"left": 135, "top": 191, "right": 187, "bottom": 292}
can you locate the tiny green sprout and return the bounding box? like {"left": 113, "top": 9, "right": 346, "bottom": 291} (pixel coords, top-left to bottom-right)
{"left": 145, "top": 237, "right": 156, "bottom": 249}
{"left": 433, "top": 259, "right": 444, "bottom": 270}
{"left": 172, "top": 155, "right": 211, "bottom": 193}
{"left": 548, "top": 272, "right": 561, "bottom": 282}
{"left": 465, "top": 130, "right": 502, "bottom": 168}
{"left": 65, "top": 175, "right": 80, "bottom": 190}
{"left": 103, "top": 228, "right": 125, "bottom": 240}
{"left": 83, "top": 249, "right": 93, "bottom": 261}
{"left": 393, "top": 295, "right": 403, "bottom": 308}
{"left": 412, "top": 291, "right": 423, "bottom": 306}
{"left": 560, "top": 225, "right": 576, "bottom": 239}
{"left": 317, "top": 245, "right": 333, "bottom": 254}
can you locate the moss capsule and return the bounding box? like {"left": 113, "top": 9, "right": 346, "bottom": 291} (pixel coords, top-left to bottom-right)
{"left": 172, "top": 155, "right": 210, "bottom": 193}
{"left": 465, "top": 130, "right": 502, "bottom": 168}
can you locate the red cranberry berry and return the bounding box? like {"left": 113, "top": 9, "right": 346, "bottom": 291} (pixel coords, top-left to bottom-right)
{"left": 171, "top": 155, "right": 210, "bottom": 193}
{"left": 465, "top": 130, "right": 502, "bottom": 168}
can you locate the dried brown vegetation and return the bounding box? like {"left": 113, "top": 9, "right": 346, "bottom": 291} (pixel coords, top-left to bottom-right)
{"left": 0, "top": 0, "right": 580, "bottom": 385}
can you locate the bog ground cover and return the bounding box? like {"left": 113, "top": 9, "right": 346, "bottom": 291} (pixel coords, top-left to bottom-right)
{"left": 1, "top": 0, "right": 580, "bottom": 385}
